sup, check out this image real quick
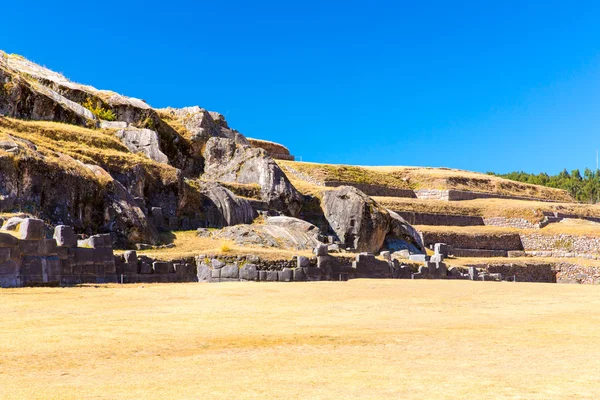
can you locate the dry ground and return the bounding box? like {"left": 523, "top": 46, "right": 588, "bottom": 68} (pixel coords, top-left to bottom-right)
{"left": 2, "top": 281, "right": 600, "bottom": 399}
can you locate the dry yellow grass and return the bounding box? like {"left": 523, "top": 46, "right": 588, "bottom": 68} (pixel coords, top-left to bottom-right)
{"left": 448, "top": 256, "right": 600, "bottom": 267}
{"left": 416, "top": 218, "right": 600, "bottom": 237}
{"left": 137, "top": 230, "right": 314, "bottom": 261}
{"left": 0, "top": 117, "right": 178, "bottom": 183}
{"left": 377, "top": 196, "right": 600, "bottom": 223}
{"left": 278, "top": 160, "right": 573, "bottom": 202}
{"left": 2, "top": 280, "right": 600, "bottom": 399}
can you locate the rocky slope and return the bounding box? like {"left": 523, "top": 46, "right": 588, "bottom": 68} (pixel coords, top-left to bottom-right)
{"left": 0, "top": 51, "right": 427, "bottom": 256}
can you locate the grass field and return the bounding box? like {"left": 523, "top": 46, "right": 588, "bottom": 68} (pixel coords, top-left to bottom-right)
{"left": 2, "top": 280, "right": 600, "bottom": 399}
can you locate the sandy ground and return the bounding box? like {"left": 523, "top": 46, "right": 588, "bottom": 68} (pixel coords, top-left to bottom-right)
{"left": 1, "top": 280, "right": 600, "bottom": 399}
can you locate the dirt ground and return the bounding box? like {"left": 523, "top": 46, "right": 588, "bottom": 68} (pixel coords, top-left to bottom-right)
{"left": 1, "top": 280, "right": 600, "bottom": 399}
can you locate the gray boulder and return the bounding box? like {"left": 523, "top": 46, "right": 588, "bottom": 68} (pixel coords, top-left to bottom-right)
{"left": 239, "top": 263, "right": 258, "bottom": 281}
{"left": 159, "top": 106, "right": 248, "bottom": 153}
{"left": 1, "top": 217, "right": 24, "bottom": 231}
{"left": 385, "top": 210, "right": 425, "bottom": 254}
{"left": 202, "top": 137, "right": 303, "bottom": 216}
{"left": 213, "top": 216, "right": 323, "bottom": 250}
{"left": 321, "top": 186, "right": 390, "bottom": 253}
{"left": 115, "top": 128, "right": 169, "bottom": 164}
{"left": 199, "top": 181, "right": 257, "bottom": 227}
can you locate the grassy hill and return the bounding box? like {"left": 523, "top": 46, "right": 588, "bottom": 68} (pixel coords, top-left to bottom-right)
{"left": 278, "top": 160, "right": 574, "bottom": 202}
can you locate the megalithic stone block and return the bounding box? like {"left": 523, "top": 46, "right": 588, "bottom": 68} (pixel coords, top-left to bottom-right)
{"left": 19, "top": 218, "right": 45, "bottom": 241}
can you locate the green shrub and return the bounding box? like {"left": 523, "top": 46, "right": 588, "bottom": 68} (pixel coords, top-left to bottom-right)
{"left": 83, "top": 98, "right": 117, "bottom": 121}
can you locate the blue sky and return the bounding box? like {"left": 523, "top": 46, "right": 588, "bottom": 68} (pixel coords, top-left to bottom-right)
{"left": 2, "top": 0, "right": 600, "bottom": 174}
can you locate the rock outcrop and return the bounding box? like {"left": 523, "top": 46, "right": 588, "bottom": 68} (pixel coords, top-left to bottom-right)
{"left": 213, "top": 216, "right": 322, "bottom": 250}
{"left": 202, "top": 137, "right": 303, "bottom": 216}
{"left": 159, "top": 106, "right": 248, "bottom": 153}
{"left": 321, "top": 186, "right": 391, "bottom": 253}
{"left": 114, "top": 128, "right": 169, "bottom": 164}
{"left": 385, "top": 210, "right": 425, "bottom": 254}
{"left": 198, "top": 181, "right": 257, "bottom": 227}
{"left": 0, "top": 143, "right": 156, "bottom": 246}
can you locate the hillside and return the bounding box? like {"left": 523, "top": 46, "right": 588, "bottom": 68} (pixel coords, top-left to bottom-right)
{"left": 4, "top": 50, "right": 600, "bottom": 287}
{"left": 278, "top": 160, "right": 574, "bottom": 202}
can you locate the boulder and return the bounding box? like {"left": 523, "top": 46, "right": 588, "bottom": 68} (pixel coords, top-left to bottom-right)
{"left": 54, "top": 225, "right": 77, "bottom": 248}
{"left": 158, "top": 106, "right": 248, "bottom": 153}
{"left": 115, "top": 128, "right": 169, "bottom": 164}
{"left": 220, "top": 264, "right": 239, "bottom": 279}
{"left": 198, "top": 181, "right": 257, "bottom": 227}
{"left": 18, "top": 218, "right": 45, "bottom": 241}
{"left": 202, "top": 137, "right": 303, "bottom": 216}
{"left": 385, "top": 210, "right": 425, "bottom": 254}
{"left": 321, "top": 186, "right": 390, "bottom": 253}
{"left": 278, "top": 268, "right": 293, "bottom": 282}
{"left": 214, "top": 217, "right": 323, "bottom": 250}
{"left": 239, "top": 263, "right": 258, "bottom": 281}
{"left": 1, "top": 216, "right": 24, "bottom": 231}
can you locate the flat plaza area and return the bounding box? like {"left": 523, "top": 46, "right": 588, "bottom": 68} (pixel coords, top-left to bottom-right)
{"left": 1, "top": 280, "right": 600, "bottom": 399}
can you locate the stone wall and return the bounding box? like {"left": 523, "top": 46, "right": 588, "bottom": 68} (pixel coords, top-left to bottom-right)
{"left": 397, "top": 212, "right": 484, "bottom": 226}
{"left": 460, "top": 261, "right": 600, "bottom": 285}
{"left": 421, "top": 231, "right": 523, "bottom": 251}
{"left": 323, "top": 182, "right": 417, "bottom": 198}
{"left": 415, "top": 189, "right": 561, "bottom": 203}
{"left": 0, "top": 220, "right": 118, "bottom": 287}
{"left": 520, "top": 233, "right": 600, "bottom": 255}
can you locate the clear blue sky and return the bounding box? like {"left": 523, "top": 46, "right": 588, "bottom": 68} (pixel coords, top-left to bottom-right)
{"left": 3, "top": 0, "right": 600, "bottom": 174}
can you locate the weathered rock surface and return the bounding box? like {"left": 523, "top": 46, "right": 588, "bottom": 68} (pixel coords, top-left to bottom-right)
{"left": 202, "top": 138, "right": 303, "bottom": 216}
{"left": 159, "top": 106, "right": 248, "bottom": 152}
{"left": 385, "top": 210, "right": 425, "bottom": 254}
{"left": 214, "top": 216, "right": 322, "bottom": 250}
{"left": 115, "top": 128, "right": 169, "bottom": 164}
{"left": 198, "top": 181, "right": 257, "bottom": 227}
{"left": 0, "top": 146, "right": 156, "bottom": 246}
{"left": 321, "top": 186, "right": 390, "bottom": 253}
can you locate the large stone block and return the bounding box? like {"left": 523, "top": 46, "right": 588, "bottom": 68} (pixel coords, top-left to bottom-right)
{"left": 104, "top": 260, "right": 117, "bottom": 275}
{"left": 139, "top": 262, "right": 152, "bottom": 274}
{"left": 305, "top": 267, "right": 322, "bottom": 281}
{"left": 153, "top": 262, "right": 171, "bottom": 275}
{"left": 293, "top": 267, "right": 306, "bottom": 281}
{"left": 0, "top": 232, "right": 18, "bottom": 248}
{"left": 41, "top": 239, "right": 58, "bottom": 256}
{"left": 239, "top": 263, "right": 258, "bottom": 281}
{"left": 0, "top": 259, "right": 19, "bottom": 276}
{"left": 123, "top": 250, "right": 137, "bottom": 264}
{"left": 297, "top": 256, "right": 310, "bottom": 268}
{"left": 266, "top": 271, "right": 279, "bottom": 281}
{"left": 211, "top": 268, "right": 221, "bottom": 279}
{"left": 88, "top": 234, "right": 111, "bottom": 249}
{"left": 19, "top": 239, "right": 41, "bottom": 256}
{"left": 314, "top": 244, "right": 329, "bottom": 256}
{"left": 409, "top": 254, "right": 429, "bottom": 262}
{"left": 54, "top": 226, "right": 77, "bottom": 248}
{"left": 60, "top": 259, "right": 73, "bottom": 276}
{"left": 151, "top": 207, "right": 164, "bottom": 228}
{"left": 20, "top": 256, "right": 43, "bottom": 277}
{"left": 211, "top": 259, "right": 226, "bottom": 269}
{"left": 278, "top": 268, "right": 293, "bottom": 282}
{"left": 0, "top": 248, "right": 10, "bottom": 263}
{"left": 18, "top": 218, "right": 45, "bottom": 241}
{"left": 221, "top": 264, "right": 239, "bottom": 279}
{"left": 258, "top": 270, "right": 268, "bottom": 281}
{"left": 197, "top": 263, "right": 211, "bottom": 282}
{"left": 75, "top": 248, "right": 95, "bottom": 265}
{"left": 434, "top": 243, "right": 450, "bottom": 258}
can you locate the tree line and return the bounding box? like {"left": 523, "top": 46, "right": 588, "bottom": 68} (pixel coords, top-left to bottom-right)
{"left": 487, "top": 169, "right": 600, "bottom": 203}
